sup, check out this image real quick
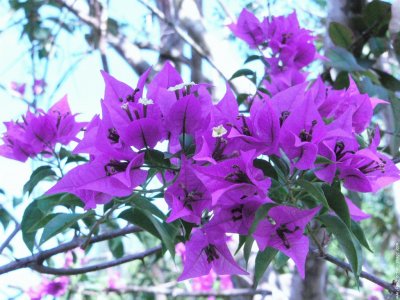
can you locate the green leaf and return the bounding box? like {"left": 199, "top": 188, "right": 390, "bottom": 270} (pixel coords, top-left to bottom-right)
{"left": 0, "top": 206, "right": 11, "bottom": 230}
{"left": 144, "top": 149, "right": 171, "bottom": 169}
{"left": 179, "top": 133, "right": 195, "bottom": 156}
{"left": 326, "top": 46, "right": 365, "bottom": 72}
{"left": 21, "top": 200, "right": 43, "bottom": 251}
{"left": 40, "top": 213, "right": 88, "bottom": 245}
{"left": 236, "top": 93, "right": 250, "bottom": 105}
{"left": 333, "top": 71, "right": 350, "bottom": 90}
{"left": 351, "top": 221, "right": 373, "bottom": 252}
{"left": 368, "top": 37, "right": 387, "bottom": 56}
{"left": 108, "top": 237, "right": 124, "bottom": 258}
{"left": 230, "top": 69, "right": 255, "bottom": 81}
{"left": 329, "top": 22, "right": 353, "bottom": 48}
{"left": 363, "top": 1, "right": 391, "bottom": 36}
{"left": 127, "top": 195, "right": 166, "bottom": 220}
{"left": 269, "top": 155, "right": 289, "bottom": 178}
{"left": 319, "top": 215, "right": 362, "bottom": 279}
{"left": 322, "top": 183, "right": 351, "bottom": 228}
{"left": 244, "top": 55, "right": 262, "bottom": 64}
{"left": 23, "top": 166, "right": 56, "bottom": 195}
{"left": 120, "top": 208, "right": 159, "bottom": 237}
{"left": 374, "top": 69, "right": 400, "bottom": 91}
{"left": 274, "top": 252, "right": 289, "bottom": 269}
{"left": 243, "top": 236, "right": 254, "bottom": 267}
{"left": 140, "top": 209, "right": 177, "bottom": 257}
{"left": 298, "top": 180, "right": 329, "bottom": 208}
{"left": 315, "top": 155, "right": 335, "bottom": 165}
{"left": 253, "top": 159, "right": 278, "bottom": 181}
{"left": 119, "top": 208, "right": 177, "bottom": 257}
{"left": 249, "top": 203, "right": 277, "bottom": 235}
{"left": 235, "top": 235, "right": 247, "bottom": 255}
{"left": 254, "top": 247, "right": 278, "bottom": 286}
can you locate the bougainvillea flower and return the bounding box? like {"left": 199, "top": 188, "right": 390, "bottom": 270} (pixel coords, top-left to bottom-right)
{"left": 33, "top": 79, "right": 46, "bottom": 95}
{"left": 178, "top": 227, "right": 247, "bottom": 281}
{"left": 228, "top": 9, "right": 265, "bottom": 48}
{"left": 0, "top": 95, "right": 84, "bottom": 162}
{"left": 193, "top": 85, "right": 242, "bottom": 163}
{"left": 222, "top": 92, "right": 280, "bottom": 156}
{"left": 260, "top": 12, "right": 315, "bottom": 72}
{"left": 165, "top": 158, "right": 212, "bottom": 224}
{"left": 47, "top": 153, "right": 147, "bottom": 209}
{"left": 208, "top": 185, "right": 269, "bottom": 234}
{"left": 0, "top": 119, "right": 38, "bottom": 162}
{"left": 345, "top": 197, "right": 371, "bottom": 222}
{"left": 165, "top": 91, "right": 212, "bottom": 140}
{"left": 338, "top": 149, "right": 400, "bottom": 193}
{"left": 73, "top": 104, "right": 136, "bottom": 161}
{"left": 100, "top": 70, "right": 166, "bottom": 150}
{"left": 27, "top": 276, "right": 69, "bottom": 300}
{"left": 279, "top": 95, "right": 326, "bottom": 170}
{"left": 253, "top": 205, "right": 320, "bottom": 278}
{"left": 10, "top": 81, "right": 26, "bottom": 97}
{"left": 196, "top": 150, "right": 271, "bottom": 204}
{"left": 264, "top": 68, "right": 306, "bottom": 95}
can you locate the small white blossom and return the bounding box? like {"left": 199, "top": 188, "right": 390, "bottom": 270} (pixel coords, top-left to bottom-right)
{"left": 138, "top": 97, "right": 154, "bottom": 105}
{"left": 212, "top": 125, "right": 228, "bottom": 138}
{"left": 167, "top": 81, "right": 195, "bottom": 92}
{"left": 120, "top": 103, "right": 129, "bottom": 110}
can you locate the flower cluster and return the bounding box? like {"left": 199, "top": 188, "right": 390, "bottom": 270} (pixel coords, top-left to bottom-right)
{"left": 27, "top": 276, "right": 69, "bottom": 300}
{"left": 0, "top": 95, "right": 85, "bottom": 162}
{"left": 229, "top": 9, "right": 316, "bottom": 94}
{"left": 1, "top": 9, "right": 399, "bottom": 283}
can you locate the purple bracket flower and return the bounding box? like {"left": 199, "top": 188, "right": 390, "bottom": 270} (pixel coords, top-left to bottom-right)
{"left": 253, "top": 205, "right": 320, "bottom": 278}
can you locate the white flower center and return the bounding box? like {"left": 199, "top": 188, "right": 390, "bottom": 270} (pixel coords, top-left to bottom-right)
{"left": 138, "top": 97, "right": 154, "bottom": 105}
{"left": 212, "top": 125, "right": 227, "bottom": 138}
{"left": 167, "top": 82, "right": 195, "bottom": 92}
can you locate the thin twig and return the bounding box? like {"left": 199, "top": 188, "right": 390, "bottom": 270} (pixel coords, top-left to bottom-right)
{"left": 0, "top": 226, "right": 141, "bottom": 275}
{"left": 103, "top": 286, "right": 271, "bottom": 297}
{"left": 94, "top": 0, "right": 110, "bottom": 73}
{"left": 216, "top": 0, "right": 236, "bottom": 23}
{"left": 54, "top": 0, "right": 150, "bottom": 74}
{"left": 137, "top": 0, "right": 238, "bottom": 94}
{"left": 30, "top": 246, "right": 161, "bottom": 275}
{"left": 311, "top": 248, "right": 400, "bottom": 295}
{"left": 81, "top": 204, "right": 119, "bottom": 250}
{"left": 0, "top": 223, "right": 21, "bottom": 255}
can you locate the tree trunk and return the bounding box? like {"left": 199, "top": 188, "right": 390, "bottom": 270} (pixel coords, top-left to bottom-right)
{"left": 289, "top": 225, "right": 327, "bottom": 300}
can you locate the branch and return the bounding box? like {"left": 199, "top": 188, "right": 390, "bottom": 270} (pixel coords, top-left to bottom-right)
{"left": 94, "top": 0, "right": 110, "bottom": 73}
{"left": 137, "top": 0, "right": 236, "bottom": 91}
{"left": 0, "top": 226, "right": 141, "bottom": 275}
{"left": 30, "top": 246, "right": 161, "bottom": 275}
{"left": 92, "top": 286, "right": 271, "bottom": 297}
{"left": 0, "top": 223, "right": 21, "bottom": 255}
{"left": 54, "top": 0, "right": 150, "bottom": 74}
{"left": 311, "top": 249, "right": 400, "bottom": 295}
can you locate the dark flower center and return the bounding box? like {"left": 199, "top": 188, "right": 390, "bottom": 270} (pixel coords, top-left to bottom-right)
{"left": 276, "top": 223, "right": 300, "bottom": 249}
{"left": 334, "top": 141, "right": 354, "bottom": 161}
{"left": 107, "top": 128, "right": 120, "bottom": 144}
{"left": 359, "top": 158, "right": 386, "bottom": 174}
{"left": 299, "top": 120, "right": 317, "bottom": 142}
{"left": 231, "top": 204, "right": 244, "bottom": 221}
{"left": 104, "top": 160, "right": 129, "bottom": 176}
{"left": 225, "top": 165, "right": 252, "bottom": 184}
{"left": 279, "top": 111, "right": 290, "bottom": 126}
{"left": 212, "top": 137, "right": 228, "bottom": 161}
{"left": 178, "top": 184, "right": 204, "bottom": 210}
{"left": 204, "top": 244, "right": 219, "bottom": 263}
